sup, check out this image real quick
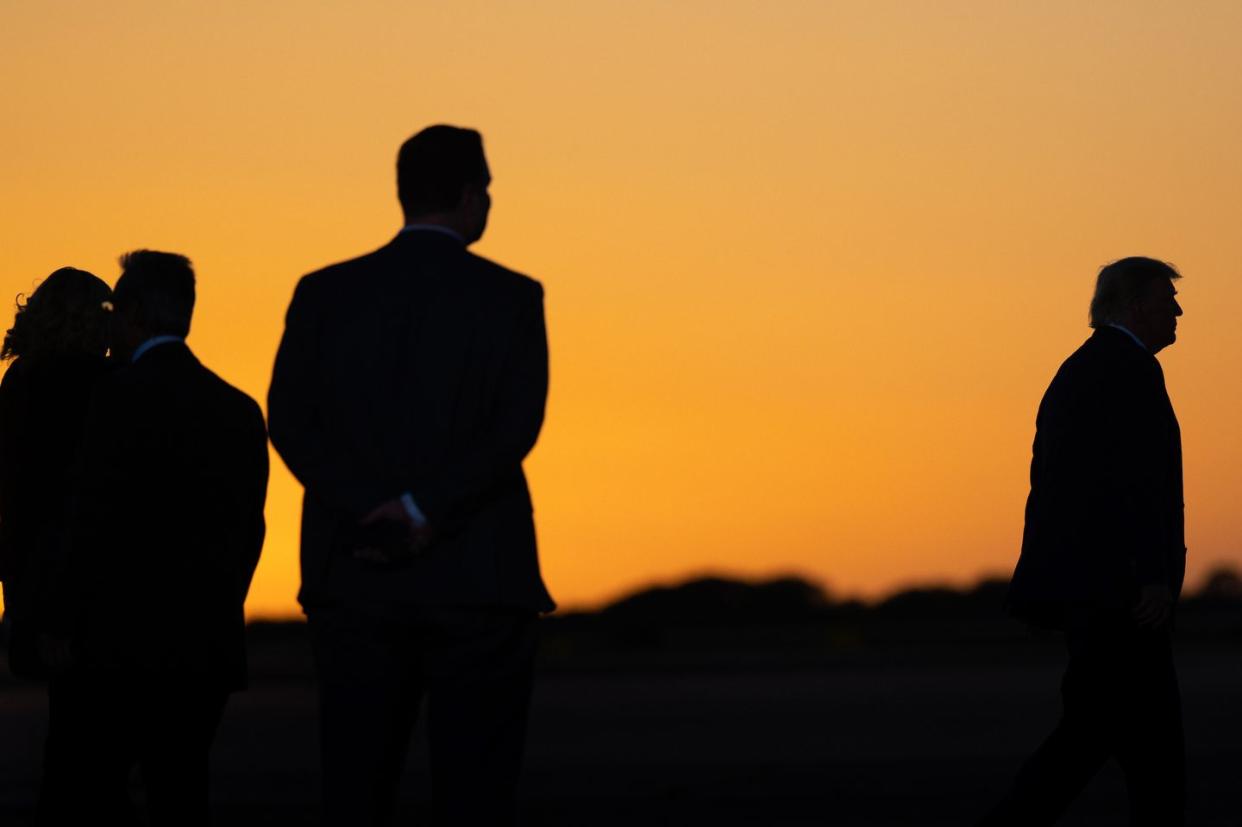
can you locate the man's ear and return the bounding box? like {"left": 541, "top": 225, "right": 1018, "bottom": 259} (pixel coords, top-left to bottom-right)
{"left": 116, "top": 301, "right": 145, "bottom": 342}
{"left": 456, "top": 183, "right": 475, "bottom": 209}
{"left": 120, "top": 300, "right": 141, "bottom": 328}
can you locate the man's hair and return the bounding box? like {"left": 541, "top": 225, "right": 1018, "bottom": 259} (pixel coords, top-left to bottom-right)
{"left": 397, "top": 125, "right": 488, "bottom": 217}
{"left": 1088, "top": 256, "right": 1180, "bottom": 328}
{"left": 113, "top": 250, "right": 196, "bottom": 337}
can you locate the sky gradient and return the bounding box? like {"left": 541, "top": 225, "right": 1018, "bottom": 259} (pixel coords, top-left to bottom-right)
{"left": 3, "top": 1, "right": 1241, "bottom": 616}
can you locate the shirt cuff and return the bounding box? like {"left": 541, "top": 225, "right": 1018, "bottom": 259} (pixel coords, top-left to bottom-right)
{"left": 400, "top": 492, "right": 428, "bottom": 527}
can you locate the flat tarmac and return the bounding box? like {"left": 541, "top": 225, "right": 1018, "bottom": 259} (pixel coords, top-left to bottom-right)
{"left": 2, "top": 644, "right": 1239, "bottom": 825}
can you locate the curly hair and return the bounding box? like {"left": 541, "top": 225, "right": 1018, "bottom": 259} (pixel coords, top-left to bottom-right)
{"left": 2, "top": 267, "right": 112, "bottom": 361}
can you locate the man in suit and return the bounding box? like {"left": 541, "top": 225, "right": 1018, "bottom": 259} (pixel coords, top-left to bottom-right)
{"left": 982, "top": 257, "right": 1186, "bottom": 826}
{"left": 42, "top": 250, "right": 269, "bottom": 825}
{"left": 268, "top": 125, "right": 553, "bottom": 825}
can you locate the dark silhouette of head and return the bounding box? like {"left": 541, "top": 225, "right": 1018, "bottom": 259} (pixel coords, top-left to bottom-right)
{"left": 2, "top": 267, "right": 112, "bottom": 362}
{"left": 111, "top": 250, "right": 196, "bottom": 360}
{"left": 397, "top": 125, "right": 491, "bottom": 245}
{"left": 1088, "top": 256, "right": 1183, "bottom": 354}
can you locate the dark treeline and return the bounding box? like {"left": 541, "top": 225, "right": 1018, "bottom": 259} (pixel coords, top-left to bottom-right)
{"left": 528, "top": 567, "right": 1242, "bottom": 669}
{"left": 214, "top": 566, "right": 1242, "bottom": 677}
{"left": 8, "top": 568, "right": 1237, "bottom": 681}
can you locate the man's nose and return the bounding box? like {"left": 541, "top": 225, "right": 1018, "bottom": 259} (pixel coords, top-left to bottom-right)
{"left": 1174, "top": 300, "right": 1183, "bottom": 316}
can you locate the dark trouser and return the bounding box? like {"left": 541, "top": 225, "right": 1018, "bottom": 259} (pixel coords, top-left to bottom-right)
{"left": 307, "top": 605, "right": 539, "bottom": 827}
{"left": 980, "top": 615, "right": 1185, "bottom": 826}
{"left": 38, "top": 674, "right": 228, "bottom": 827}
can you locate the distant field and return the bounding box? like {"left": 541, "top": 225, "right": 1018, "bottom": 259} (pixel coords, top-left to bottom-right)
{"left": 2, "top": 632, "right": 1240, "bottom": 825}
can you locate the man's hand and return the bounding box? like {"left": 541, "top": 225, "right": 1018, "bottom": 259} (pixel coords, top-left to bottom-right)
{"left": 353, "top": 497, "right": 432, "bottom": 564}
{"left": 38, "top": 634, "right": 74, "bottom": 675}
{"left": 1133, "top": 584, "right": 1174, "bottom": 629}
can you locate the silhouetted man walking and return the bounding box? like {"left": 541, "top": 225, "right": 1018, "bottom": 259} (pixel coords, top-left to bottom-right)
{"left": 983, "top": 257, "right": 1186, "bottom": 826}
{"left": 43, "top": 251, "right": 269, "bottom": 826}
{"left": 269, "top": 125, "right": 553, "bottom": 825}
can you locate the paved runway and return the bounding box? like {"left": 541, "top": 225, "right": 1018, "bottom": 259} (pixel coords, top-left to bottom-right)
{"left": 2, "top": 642, "right": 1239, "bottom": 825}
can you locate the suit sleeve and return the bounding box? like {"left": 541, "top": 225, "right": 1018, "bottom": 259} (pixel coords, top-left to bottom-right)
{"left": 235, "top": 400, "right": 269, "bottom": 602}
{"left": 409, "top": 283, "right": 548, "bottom": 528}
{"left": 268, "top": 278, "right": 388, "bottom": 518}
{"left": 1083, "top": 363, "right": 1175, "bottom": 590}
{"left": 1114, "top": 379, "right": 1176, "bottom": 588}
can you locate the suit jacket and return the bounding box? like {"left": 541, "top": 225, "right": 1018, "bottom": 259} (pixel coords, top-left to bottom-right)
{"left": 57, "top": 342, "right": 268, "bottom": 690}
{"left": 268, "top": 230, "right": 554, "bottom": 614}
{"left": 1007, "top": 327, "right": 1185, "bottom": 629}
{"left": 0, "top": 354, "right": 109, "bottom": 676}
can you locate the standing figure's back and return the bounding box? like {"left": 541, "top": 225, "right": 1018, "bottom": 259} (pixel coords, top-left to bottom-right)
{"left": 269, "top": 124, "right": 552, "bottom": 826}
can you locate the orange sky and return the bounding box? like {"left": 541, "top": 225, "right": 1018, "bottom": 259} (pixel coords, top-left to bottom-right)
{"left": 3, "top": 2, "right": 1241, "bottom": 617}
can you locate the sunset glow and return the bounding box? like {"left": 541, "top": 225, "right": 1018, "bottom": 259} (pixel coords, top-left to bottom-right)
{"left": 4, "top": 1, "right": 1241, "bottom": 616}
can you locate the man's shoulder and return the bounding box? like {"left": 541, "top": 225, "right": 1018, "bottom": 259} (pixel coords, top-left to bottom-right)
{"left": 294, "top": 244, "right": 395, "bottom": 298}
{"left": 1055, "top": 329, "right": 1149, "bottom": 380}
{"left": 460, "top": 251, "right": 543, "bottom": 300}
{"left": 195, "top": 363, "right": 264, "bottom": 423}
{"left": 290, "top": 240, "right": 543, "bottom": 318}
{"left": 1041, "top": 330, "right": 1161, "bottom": 421}
{"left": 114, "top": 348, "right": 262, "bottom": 425}
{"left": 173, "top": 358, "right": 265, "bottom": 438}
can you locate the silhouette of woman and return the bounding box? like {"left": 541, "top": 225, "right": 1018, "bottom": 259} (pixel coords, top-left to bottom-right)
{"left": 0, "top": 267, "right": 112, "bottom": 676}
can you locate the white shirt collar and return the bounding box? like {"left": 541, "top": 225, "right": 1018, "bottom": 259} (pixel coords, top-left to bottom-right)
{"left": 1107, "top": 323, "right": 1148, "bottom": 352}
{"left": 131, "top": 335, "right": 184, "bottom": 364}
{"left": 400, "top": 223, "right": 465, "bottom": 244}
